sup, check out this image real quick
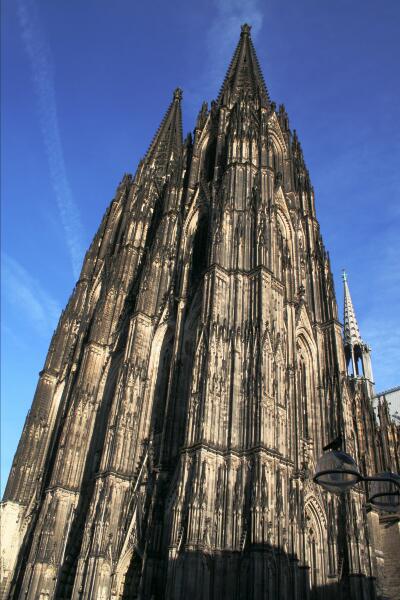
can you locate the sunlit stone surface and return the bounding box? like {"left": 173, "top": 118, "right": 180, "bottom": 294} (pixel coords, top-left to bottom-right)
{"left": 2, "top": 24, "right": 399, "bottom": 600}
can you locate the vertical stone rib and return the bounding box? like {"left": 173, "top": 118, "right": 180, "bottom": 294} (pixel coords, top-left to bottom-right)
{"left": 2, "top": 24, "right": 395, "bottom": 600}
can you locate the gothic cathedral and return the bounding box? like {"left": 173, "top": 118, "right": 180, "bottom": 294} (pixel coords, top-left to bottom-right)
{"left": 2, "top": 24, "right": 399, "bottom": 600}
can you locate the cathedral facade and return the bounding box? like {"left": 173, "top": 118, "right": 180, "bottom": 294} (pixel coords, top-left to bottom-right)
{"left": 1, "top": 24, "right": 399, "bottom": 600}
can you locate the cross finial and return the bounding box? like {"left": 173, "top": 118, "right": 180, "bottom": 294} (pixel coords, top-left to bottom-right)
{"left": 173, "top": 88, "right": 183, "bottom": 101}
{"left": 241, "top": 23, "right": 252, "bottom": 36}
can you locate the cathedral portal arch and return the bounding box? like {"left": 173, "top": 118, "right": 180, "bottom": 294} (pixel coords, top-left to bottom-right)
{"left": 304, "top": 496, "right": 328, "bottom": 590}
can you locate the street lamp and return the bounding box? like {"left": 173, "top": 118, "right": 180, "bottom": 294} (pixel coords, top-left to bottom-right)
{"left": 313, "top": 450, "right": 363, "bottom": 493}
{"left": 313, "top": 450, "right": 400, "bottom": 513}
{"left": 367, "top": 471, "right": 400, "bottom": 513}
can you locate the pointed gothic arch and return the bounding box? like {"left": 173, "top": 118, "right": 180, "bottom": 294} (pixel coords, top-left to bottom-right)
{"left": 295, "top": 318, "right": 318, "bottom": 447}
{"left": 304, "top": 496, "right": 328, "bottom": 591}
{"left": 147, "top": 321, "right": 173, "bottom": 442}
{"left": 275, "top": 195, "right": 296, "bottom": 297}
{"left": 181, "top": 188, "right": 209, "bottom": 269}
{"left": 267, "top": 115, "right": 288, "bottom": 176}
{"left": 98, "top": 203, "right": 123, "bottom": 260}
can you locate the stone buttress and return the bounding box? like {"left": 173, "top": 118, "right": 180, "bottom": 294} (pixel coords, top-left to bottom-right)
{"left": 2, "top": 24, "right": 398, "bottom": 600}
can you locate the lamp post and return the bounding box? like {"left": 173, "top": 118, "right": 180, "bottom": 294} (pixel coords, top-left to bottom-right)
{"left": 313, "top": 450, "right": 400, "bottom": 598}
{"left": 313, "top": 449, "right": 400, "bottom": 513}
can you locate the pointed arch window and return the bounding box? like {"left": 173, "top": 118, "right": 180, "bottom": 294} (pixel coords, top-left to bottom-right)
{"left": 298, "top": 357, "right": 309, "bottom": 439}
{"left": 188, "top": 215, "right": 209, "bottom": 297}
{"left": 301, "top": 361, "right": 309, "bottom": 438}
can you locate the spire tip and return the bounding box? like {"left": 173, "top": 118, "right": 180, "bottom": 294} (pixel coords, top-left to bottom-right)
{"left": 173, "top": 88, "right": 183, "bottom": 101}
{"left": 342, "top": 269, "right": 347, "bottom": 282}
{"left": 241, "top": 23, "right": 252, "bottom": 36}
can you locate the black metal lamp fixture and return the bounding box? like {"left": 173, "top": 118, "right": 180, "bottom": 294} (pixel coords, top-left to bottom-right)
{"left": 313, "top": 450, "right": 400, "bottom": 513}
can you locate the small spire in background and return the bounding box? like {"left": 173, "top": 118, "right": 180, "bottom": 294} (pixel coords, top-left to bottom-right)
{"left": 342, "top": 271, "right": 374, "bottom": 384}
{"left": 343, "top": 271, "right": 362, "bottom": 347}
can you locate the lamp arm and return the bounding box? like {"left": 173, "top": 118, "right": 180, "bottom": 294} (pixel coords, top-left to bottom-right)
{"left": 362, "top": 474, "right": 400, "bottom": 508}
{"left": 362, "top": 475, "right": 400, "bottom": 490}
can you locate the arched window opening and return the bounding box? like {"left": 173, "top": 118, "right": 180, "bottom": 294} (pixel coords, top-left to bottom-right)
{"left": 301, "top": 361, "right": 309, "bottom": 438}
{"left": 188, "top": 216, "right": 209, "bottom": 295}
{"left": 269, "top": 139, "right": 284, "bottom": 186}
{"left": 151, "top": 330, "right": 174, "bottom": 441}
{"left": 277, "top": 227, "right": 284, "bottom": 281}
{"left": 298, "top": 356, "right": 309, "bottom": 439}
{"left": 144, "top": 191, "right": 164, "bottom": 251}
{"left": 204, "top": 138, "right": 217, "bottom": 182}
{"left": 271, "top": 143, "right": 282, "bottom": 174}
{"left": 354, "top": 347, "right": 364, "bottom": 377}
{"left": 272, "top": 147, "right": 278, "bottom": 172}
{"left": 346, "top": 345, "right": 365, "bottom": 379}
{"left": 345, "top": 346, "right": 355, "bottom": 376}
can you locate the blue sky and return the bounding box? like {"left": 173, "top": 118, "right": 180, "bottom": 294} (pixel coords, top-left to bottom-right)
{"left": 1, "top": 0, "right": 399, "bottom": 493}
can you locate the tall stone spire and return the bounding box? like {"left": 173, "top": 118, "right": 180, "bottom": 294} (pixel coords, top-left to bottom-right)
{"left": 143, "top": 87, "right": 183, "bottom": 177}
{"left": 343, "top": 270, "right": 362, "bottom": 347}
{"left": 3, "top": 24, "right": 397, "bottom": 600}
{"left": 342, "top": 270, "right": 374, "bottom": 383}
{"left": 0, "top": 88, "right": 184, "bottom": 600}
{"left": 218, "top": 23, "right": 270, "bottom": 106}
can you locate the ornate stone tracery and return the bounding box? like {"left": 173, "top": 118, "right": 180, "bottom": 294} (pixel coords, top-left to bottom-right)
{"left": 1, "top": 23, "right": 399, "bottom": 600}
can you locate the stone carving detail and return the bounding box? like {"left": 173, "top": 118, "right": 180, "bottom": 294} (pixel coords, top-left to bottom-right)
{"left": 1, "top": 23, "right": 397, "bottom": 600}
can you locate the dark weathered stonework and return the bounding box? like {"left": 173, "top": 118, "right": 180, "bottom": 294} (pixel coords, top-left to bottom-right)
{"left": 1, "top": 24, "right": 399, "bottom": 600}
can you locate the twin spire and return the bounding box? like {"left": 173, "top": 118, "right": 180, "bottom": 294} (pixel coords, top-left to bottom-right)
{"left": 142, "top": 24, "right": 271, "bottom": 172}
{"left": 144, "top": 87, "right": 183, "bottom": 175}
{"left": 218, "top": 23, "right": 270, "bottom": 106}
{"left": 142, "top": 34, "right": 374, "bottom": 384}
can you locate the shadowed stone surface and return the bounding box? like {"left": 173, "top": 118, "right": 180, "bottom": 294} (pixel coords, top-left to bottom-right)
{"left": 1, "top": 24, "right": 399, "bottom": 600}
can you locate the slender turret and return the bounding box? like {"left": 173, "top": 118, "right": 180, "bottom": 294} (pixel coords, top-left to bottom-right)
{"left": 343, "top": 270, "right": 374, "bottom": 384}
{"left": 3, "top": 25, "right": 397, "bottom": 600}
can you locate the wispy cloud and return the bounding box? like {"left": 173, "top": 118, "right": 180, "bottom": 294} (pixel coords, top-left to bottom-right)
{"left": 17, "top": 0, "right": 85, "bottom": 279}
{"left": 207, "top": 0, "right": 264, "bottom": 68}
{"left": 2, "top": 254, "right": 61, "bottom": 336}
{"left": 186, "top": 0, "right": 264, "bottom": 107}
